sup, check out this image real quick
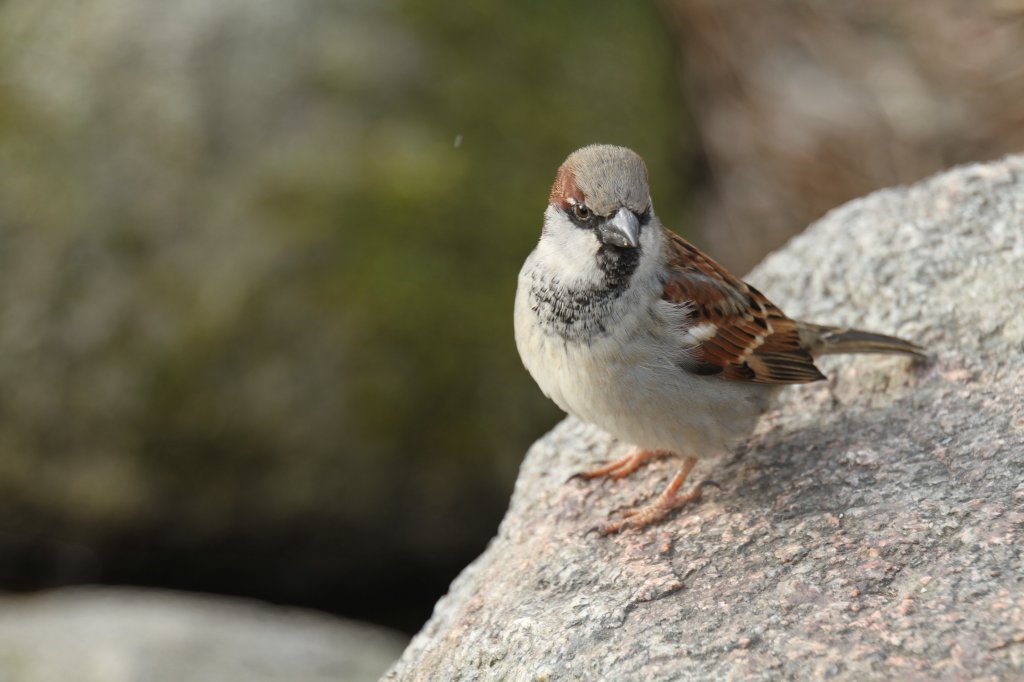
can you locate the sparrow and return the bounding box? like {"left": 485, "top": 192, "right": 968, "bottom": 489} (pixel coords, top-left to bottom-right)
{"left": 514, "top": 144, "right": 925, "bottom": 534}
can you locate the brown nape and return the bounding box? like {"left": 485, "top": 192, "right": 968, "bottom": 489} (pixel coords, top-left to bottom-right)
{"left": 549, "top": 163, "right": 584, "bottom": 209}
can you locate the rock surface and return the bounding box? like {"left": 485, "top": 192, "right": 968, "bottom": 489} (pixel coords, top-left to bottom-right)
{"left": 0, "top": 587, "right": 406, "bottom": 682}
{"left": 386, "top": 157, "right": 1024, "bottom": 680}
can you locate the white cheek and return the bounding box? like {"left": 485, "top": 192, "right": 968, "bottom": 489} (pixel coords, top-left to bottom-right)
{"left": 535, "top": 208, "right": 604, "bottom": 287}
{"left": 630, "top": 214, "right": 667, "bottom": 284}
{"left": 639, "top": 214, "right": 660, "bottom": 250}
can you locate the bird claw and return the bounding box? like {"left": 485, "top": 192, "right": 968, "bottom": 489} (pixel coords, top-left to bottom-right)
{"left": 599, "top": 491, "right": 702, "bottom": 535}
{"left": 572, "top": 449, "right": 670, "bottom": 483}
{"left": 605, "top": 502, "right": 647, "bottom": 520}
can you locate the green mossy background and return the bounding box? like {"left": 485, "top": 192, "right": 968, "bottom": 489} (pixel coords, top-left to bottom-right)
{"left": 7, "top": 0, "right": 1015, "bottom": 639}
{"left": 0, "top": 0, "right": 687, "bottom": 630}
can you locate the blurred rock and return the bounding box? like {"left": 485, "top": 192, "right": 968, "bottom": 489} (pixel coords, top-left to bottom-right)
{"left": 0, "top": 587, "right": 406, "bottom": 682}
{"left": 664, "top": 0, "right": 1024, "bottom": 272}
{"left": 0, "top": 0, "right": 682, "bottom": 629}
{"left": 386, "top": 157, "right": 1024, "bottom": 679}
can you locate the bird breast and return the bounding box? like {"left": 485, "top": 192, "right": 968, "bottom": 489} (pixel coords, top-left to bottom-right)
{"left": 514, "top": 258, "right": 775, "bottom": 456}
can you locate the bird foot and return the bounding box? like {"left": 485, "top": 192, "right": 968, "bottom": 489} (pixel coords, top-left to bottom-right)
{"left": 572, "top": 448, "right": 671, "bottom": 481}
{"left": 600, "top": 489, "right": 703, "bottom": 535}
{"left": 597, "top": 455, "right": 702, "bottom": 535}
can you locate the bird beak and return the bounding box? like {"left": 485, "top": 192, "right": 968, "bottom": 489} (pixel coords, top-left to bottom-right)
{"left": 598, "top": 207, "right": 640, "bottom": 249}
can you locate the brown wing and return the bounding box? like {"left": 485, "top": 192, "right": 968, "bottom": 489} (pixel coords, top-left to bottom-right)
{"left": 662, "top": 229, "right": 825, "bottom": 384}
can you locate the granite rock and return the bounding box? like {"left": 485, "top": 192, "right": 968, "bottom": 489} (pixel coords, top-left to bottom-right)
{"left": 386, "top": 157, "right": 1024, "bottom": 681}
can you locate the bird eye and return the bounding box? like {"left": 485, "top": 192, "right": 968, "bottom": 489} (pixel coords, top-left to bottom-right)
{"left": 571, "top": 203, "right": 592, "bottom": 221}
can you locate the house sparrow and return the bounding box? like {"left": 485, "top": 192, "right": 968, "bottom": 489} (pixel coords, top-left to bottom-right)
{"left": 514, "top": 144, "right": 925, "bottom": 534}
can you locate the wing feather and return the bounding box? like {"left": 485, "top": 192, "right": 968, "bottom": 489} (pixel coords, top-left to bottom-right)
{"left": 662, "top": 229, "right": 825, "bottom": 384}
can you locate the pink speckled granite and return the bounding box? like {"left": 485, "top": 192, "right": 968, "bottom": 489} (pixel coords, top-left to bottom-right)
{"left": 388, "top": 157, "right": 1024, "bottom": 681}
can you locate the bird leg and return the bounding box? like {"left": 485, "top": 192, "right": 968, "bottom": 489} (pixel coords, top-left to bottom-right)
{"left": 575, "top": 447, "right": 672, "bottom": 480}
{"left": 600, "top": 455, "right": 701, "bottom": 535}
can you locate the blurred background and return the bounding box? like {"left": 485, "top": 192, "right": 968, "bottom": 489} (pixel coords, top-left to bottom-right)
{"left": 0, "top": 0, "right": 1022, "bottom": 676}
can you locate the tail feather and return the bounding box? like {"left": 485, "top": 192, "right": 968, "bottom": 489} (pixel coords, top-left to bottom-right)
{"left": 796, "top": 322, "right": 927, "bottom": 359}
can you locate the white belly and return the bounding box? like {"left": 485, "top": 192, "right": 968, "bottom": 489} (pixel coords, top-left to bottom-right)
{"left": 514, "top": 279, "right": 775, "bottom": 457}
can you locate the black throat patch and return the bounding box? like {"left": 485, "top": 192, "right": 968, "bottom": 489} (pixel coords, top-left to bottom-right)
{"left": 527, "top": 243, "right": 641, "bottom": 342}
{"left": 595, "top": 242, "right": 640, "bottom": 290}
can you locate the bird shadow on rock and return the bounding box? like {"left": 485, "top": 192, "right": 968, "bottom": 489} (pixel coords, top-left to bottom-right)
{"left": 479, "top": 355, "right": 1018, "bottom": 649}
{"left": 547, "top": 405, "right": 925, "bottom": 540}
